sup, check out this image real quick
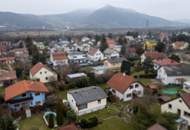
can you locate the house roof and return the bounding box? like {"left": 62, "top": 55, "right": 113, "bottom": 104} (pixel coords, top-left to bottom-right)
{"left": 107, "top": 73, "right": 135, "bottom": 94}
{"left": 68, "top": 86, "right": 107, "bottom": 105}
{"left": 58, "top": 124, "right": 78, "bottom": 130}
{"left": 153, "top": 58, "right": 179, "bottom": 66}
{"left": 147, "top": 123, "right": 167, "bottom": 130}
{"left": 107, "top": 57, "right": 125, "bottom": 64}
{"left": 88, "top": 47, "right": 99, "bottom": 56}
{"left": 52, "top": 52, "right": 67, "bottom": 61}
{"left": 163, "top": 64, "right": 190, "bottom": 76}
{"left": 5, "top": 80, "right": 49, "bottom": 101}
{"left": 144, "top": 51, "right": 166, "bottom": 60}
{"left": 0, "top": 70, "right": 17, "bottom": 82}
{"left": 30, "top": 62, "right": 55, "bottom": 76}
{"left": 0, "top": 56, "right": 15, "bottom": 62}
{"left": 181, "top": 93, "right": 190, "bottom": 108}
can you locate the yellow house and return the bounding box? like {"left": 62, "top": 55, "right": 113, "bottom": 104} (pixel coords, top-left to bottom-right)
{"left": 144, "top": 40, "right": 157, "bottom": 50}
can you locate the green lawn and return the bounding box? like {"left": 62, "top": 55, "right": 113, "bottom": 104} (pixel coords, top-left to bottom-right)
{"left": 90, "top": 116, "right": 131, "bottom": 130}
{"left": 19, "top": 114, "right": 52, "bottom": 130}
{"left": 0, "top": 87, "right": 5, "bottom": 96}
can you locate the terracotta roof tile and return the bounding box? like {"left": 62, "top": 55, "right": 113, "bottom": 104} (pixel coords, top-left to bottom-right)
{"left": 107, "top": 73, "right": 134, "bottom": 93}
{"left": 181, "top": 93, "right": 190, "bottom": 108}
{"left": 59, "top": 124, "right": 78, "bottom": 130}
{"left": 144, "top": 51, "right": 166, "bottom": 60}
{"left": 5, "top": 80, "right": 49, "bottom": 101}
{"left": 153, "top": 58, "right": 179, "bottom": 66}
{"left": 0, "top": 71, "right": 17, "bottom": 82}
{"left": 52, "top": 52, "right": 67, "bottom": 61}
{"left": 30, "top": 62, "right": 45, "bottom": 76}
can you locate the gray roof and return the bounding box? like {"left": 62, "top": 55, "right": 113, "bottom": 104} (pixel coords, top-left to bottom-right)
{"left": 163, "top": 64, "right": 190, "bottom": 76}
{"left": 68, "top": 86, "right": 107, "bottom": 105}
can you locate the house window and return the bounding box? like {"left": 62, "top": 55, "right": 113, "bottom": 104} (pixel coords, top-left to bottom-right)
{"left": 98, "top": 99, "right": 101, "bottom": 104}
{"left": 184, "top": 111, "right": 190, "bottom": 117}
{"left": 40, "top": 72, "right": 42, "bottom": 74}
{"left": 22, "top": 94, "right": 26, "bottom": 97}
{"left": 78, "top": 104, "right": 87, "bottom": 110}
{"left": 45, "top": 77, "right": 48, "bottom": 80}
{"left": 135, "top": 84, "right": 139, "bottom": 88}
{"left": 35, "top": 92, "right": 41, "bottom": 96}
{"left": 127, "top": 94, "right": 132, "bottom": 98}
{"left": 168, "top": 104, "right": 172, "bottom": 109}
{"left": 45, "top": 71, "right": 47, "bottom": 74}
{"left": 130, "top": 86, "right": 133, "bottom": 89}
{"left": 179, "top": 100, "right": 182, "bottom": 103}
{"left": 36, "top": 101, "right": 41, "bottom": 106}
{"left": 14, "top": 104, "right": 20, "bottom": 107}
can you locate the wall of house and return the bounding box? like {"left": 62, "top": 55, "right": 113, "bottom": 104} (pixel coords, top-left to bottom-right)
{"left": 30, "top": 92, "right": 46, "bottom": 107}
{"left": 161, "top": 97, "right": 190, "bottom": 126}
{"left": 88, "top": 50, "right": 104, "bottom": 62}
{"left": 30, "top": 68, "right": 57, "bottom": 83}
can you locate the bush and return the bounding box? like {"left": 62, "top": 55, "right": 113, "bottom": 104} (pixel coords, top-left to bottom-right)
{"left": 79, "top": 117, "right": 98, "bottom": 128}
{"left": 66, "top": 110, "right": 77, "bottom": 122}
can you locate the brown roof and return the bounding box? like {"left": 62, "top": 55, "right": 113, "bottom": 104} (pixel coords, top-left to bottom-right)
{"left": 181, "top": 93, "right": 190, "bottom": 108}
{"left": 0, "top": 57, "right": 15, "bottom": 62}
{"left": 52, "top": 52, "right": 67, "bottom": 61}
{"left": 0, "top": 71, "right": 17, "bottom": 82}
{"left": 153, "top": 58, "right": 179, "bottom": 66}
{"left": 30, "top": 62, "right": 45, "bottom": 76}
{"left": 88, "top": 47, "right": 98, "bottom": 56}
{"left": 107, "top": 73, "right": 135, "bottom": 93}
{"left": 59, "top": 124, "right": 78, "bottom": 130}
{"left": 148, "top": 123, "right": 167, "bottom": 130}
{"left": 144, "top": 51, "right": 166, "bottom": 60}
{"left": 5, "top": 80, "right": 49, "bottom": 101}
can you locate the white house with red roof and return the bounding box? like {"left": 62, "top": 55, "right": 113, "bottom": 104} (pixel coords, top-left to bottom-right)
{"left": 161, "top": 93, "right": 190, "bottom": 127}
{"left": 4, "top": 80, "right": 49, "bottom": 111}
{"left": 30, "top": 62, "right": 57, "bottom": 83}
{"left": 107, "top": 73, "right": 144, "bottom": 102}
{"left": 153, "top": 58, "right": 179, "bottom": 70}
{"left": 141, "top": 51, "right": 166, "bottom": 63}
{"left": 50, "top": 52, "right": 68, "bottom": 66}
{"left": 87, "top": 47, "right": 104, "bottom": 62}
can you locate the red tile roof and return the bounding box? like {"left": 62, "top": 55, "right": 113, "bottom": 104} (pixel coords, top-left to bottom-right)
{"left": 5, "top": 80, "right": 49, "bottom": 101}
{"left": 107, "top": 73, "right": 134, "bottom": 93}
{"left": 153, "top": 58, "right": 179, "bottom": 66}
{"left": 0, "top": 71, "right": 17, "bottom": 82}
{"left": 88, "top": 47, "right": 98, "bottom": 56}
{"left": 52, "top": 52, "right": 67, "bottom": 61}
{"left": 58, "top": 124, "right": 78, "bottom": 130}
{"left": 106, "top": 38, "right": 116, "bottom": 48}
{"left": 144, "top": 51, "right": 166, "bottom": 60}
{"left": 30, "top": 62, "right": 45, "bottom": 76}
{"left": 181, "top": 93, "right": 190, "bottom": 108}
{"left": 148, "top": 123, "right": 167, "bottom": 130}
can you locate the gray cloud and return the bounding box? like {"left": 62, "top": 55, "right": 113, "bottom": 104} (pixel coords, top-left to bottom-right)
{"left": 0, "top": 0, "right": 189, "bottom": 20}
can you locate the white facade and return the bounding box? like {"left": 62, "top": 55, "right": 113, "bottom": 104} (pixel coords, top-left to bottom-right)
{"left": 30, "top": 67, "right": 57, "bottom": 83}
{"left": 161, "top": 97, "right": 190, "bottom": 126}
{"left": 157, "top": 67, "right": 190, "bottom": 85}
{"left": 88, "top": 50, "right": 104, "bottom": 62}
{"left": 110, "top": 82, "right": 144, "bottom": 102}
{"left": 67, "top": 93, "right": 107, "bottom": 116}
{"left": 183, "top": 81, "right": 190, "bottom": 93}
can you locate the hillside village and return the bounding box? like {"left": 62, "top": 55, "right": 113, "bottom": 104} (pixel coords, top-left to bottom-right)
{"left": 0, "top": 31, "right": 190, "bottom": 130}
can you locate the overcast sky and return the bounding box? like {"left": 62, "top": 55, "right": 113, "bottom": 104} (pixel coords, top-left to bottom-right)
{"left": 0, "top": 0, "right": 189, "bottom": 20}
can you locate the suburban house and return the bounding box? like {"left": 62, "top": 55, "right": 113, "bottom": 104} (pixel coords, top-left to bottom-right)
{"left": 103, "top": 48, "right": 120, "bottom": 59}
{"left": 161, "top": 93, "right": 190, "bottom": 129}
{"left": 92, "top": 66, "right": 108, "bottom": 75}
{"left": 75, "top": 43, "right": 91, "bottom": 52}
{"left": 68, "top": 51, "right": 89, "bottom": 65}
{"left": 172, "top": 41, "right": 189, "bottom": 50}
{"left": 153, "top": 58, "right": 179, "bottom": 70}
{"left": 11, "top": 48, "right": 29, "bottom": 62}
{"left": 4, "top": 80, "right": 49, "bottom": 111}
{"left": 141, "top": 51, "right": 166, "bottom": 63}
{"left": 67, "top": 86, "right": 107, "bottom": 115}
{"left": 107, "top": 73, "right": 144, "bottom": 102}
{"left": 147, "top": 123, "right": 167, "bottom": 130}
{"left": 183, "top": 81, "right": 190, "bottom": 93}
{"left": 104, "top": 57, "right": 125, "bottom": 70}
{"left": 50, "top": 52, "right": 68, "bottom": 66}
{"left": 0, "top": 70, "right": 17, "bottom": 87}
{"left": 30, "top": 62, "right": 57, "bottom": 83}
{"left": 0, "top": 56, "right": 15, "bottom": 65}
{"left": 88, "top": 48, "right": 104, "bottom": 62}
{"left": 157, "top": 64, "right": 190, "bottom": 85}
{"left": 143, "top": 40, "right": 157, "bottom": 50}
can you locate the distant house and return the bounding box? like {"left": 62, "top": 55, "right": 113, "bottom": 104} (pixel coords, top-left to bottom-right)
{"left": 107, "top": 73, "right": 144, "bottom": 102}
{"left": 50, "top": 52, "right": 68, "bottom": 66}
{"left": 161, "top": 93, "right": 190, "bottom": 127}
{"left": 104, "top": 57, "right": 125, "bottom": 70}
{"left": 11, "top": 48, "right": 29, "bottom": 62}
{"left": 147, "top": 123, "right": 167, "bottom": 130}
{"left": 157, "top": 64, "right": 190, "bottom": 85}
{"left": 68, "top": 51, "right": 89, "bottom": 65}
{"left": 143, "top": 40, "right": 157, "bottom": 50}
{"left": 103, "top": 48, "right": 120, "bottom": 59}
{"left": 172, "top": 41, "right": 189, "bottom": 50}
{"left": 183, "top": 81, "right": 190, "bottom": 93}
{"left": 66, "top": 73, "right": 87, "bottom": 81}
{"left": 0, "top": 70, "right": 17, "bottom": 87}
{"left": 59, "top": 123, "right": 79, "bottom": 130}
{"left": 153, "top": 58, "right": 179, "bottom": 70}
{"left": 106, "top": 38, "right": 116, "bottom": 48}
{"left": 92, "top": 66, "right": 108, "bottom": 75}
{"left": 141, "top": 51, "right": 166, "bottom": 63}
{"left": 30, "top": 62, "right": 57, "bottom": 83}
{"left": 4, "top": 80, "right": 49, "bottom": 111}
{"left": 67, "top": 86, "right": 107, "bottom": 115}
{"left": 88, "top": 48, "right": 104, "bottom": 62}
{"left": 0, "top": 56, "right": 15, "bottom": 64}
